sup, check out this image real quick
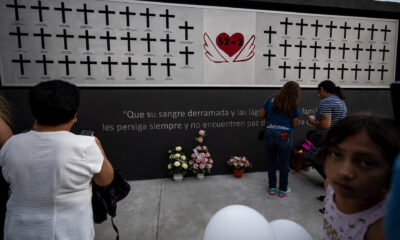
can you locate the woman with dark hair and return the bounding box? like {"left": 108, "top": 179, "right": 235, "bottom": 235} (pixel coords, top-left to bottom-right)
{"left": 0, "top": 80, "right": 114, "bottom": 240}
{"left": 259, "top": 81, "right": 301, "bottom": 198}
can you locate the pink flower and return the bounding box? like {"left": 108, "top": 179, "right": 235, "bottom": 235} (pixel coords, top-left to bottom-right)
{"left": 227, "top": 161, "right": 232, "bottom": 165}
{"left": 240, "top": 163, "right": 244, "bottom": 167}
{"left": 197, "top": 137, "right": 203, "bottom": 143}
{"left": 234, "top": 162, "right": 238, "bottom": 166}
{"left": 200, "top": 164, "right": 205, "bottom": 169}
{"left": 200, "top": 153, "right": 206, "bottom": 158}
{"left": 205, "top": 153, "right": 211, "bottom": 157}
{"left": 194, "top": 163, "right": 199, "bottom": 169}
{"left": 207, "top": 164, "right": 212, "bottom": 169}
{"left": 196, "top": 146, "right": 201, "bottom": 150}
{"left": 189, "top": 160, "right": 194, "bottom": 165}
{"left": 245, "top": 162, "right": 249, "bottom": 167}
{"left": 204, "top": 158, "right": 208, "bottom": 163}
{"left": 209, "top": 159, "right": 213, "bottom": 164}
{"left": 196, "top": 158, "right": 201, "bottom": 163}
{"left": 199, "top": 130, "right": 205, "bottom": 136}
{"left": 203, "top": 146, "right": 207, "bottom": 150}
{"left": 191, "top": 153, "right": 196, "bottom": 158}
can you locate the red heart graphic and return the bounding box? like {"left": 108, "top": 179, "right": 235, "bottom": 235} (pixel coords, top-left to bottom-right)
{"left": 216, "top": 33, "right": 244, "bottom": 57}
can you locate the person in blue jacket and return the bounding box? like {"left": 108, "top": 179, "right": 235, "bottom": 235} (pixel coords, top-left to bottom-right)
{"left": 384, "top": 153, "right": 400, "bottom": 239}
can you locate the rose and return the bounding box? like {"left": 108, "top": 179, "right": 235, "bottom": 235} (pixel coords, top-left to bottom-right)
{"left": 182, "top": 163, "right": 188, "bottom": 169}
{"left": 191, "top": 153, "right": 196, "bottom": 158}
{"left": 194, "top": 163, "right": 199, "bottom": 169}
{"left": 174, "top": 161, "right": 180, "bottom": 167}
{"left": 207, "top": 164, "right": 212, "bottom": 169}
{"left": 175, "top": 146, "right": 182, "bottom": 151}
{"left": 196, "top": 158, "right": 201, "bottom": 163}
{"left": 197, "top": 137, "right": 203, "bottom": 143}
{"left": 234, "top": 162, "right": 238, "bottom": 166}
{"left": 204, "top": 158, "right": 208, "bottom": 163}
{"left": 167, "top": 164, "right": 172, "bottom": 169}
{"left": 203, "top": 146, "right": 207, "bottom": 150}
{"left": 181, "top": 155, "right": 186, "bottom": 161}
{"left": 205, "top": 152, "right": 211, "bottom": 157}
{"left": 196, "top": 146, "right": 201, "bottom": 150}
{"left": 199, "top": 130, "right": 205, "bottom": 136}
{"left": 245, "top": 162, "right": 250, "bottom": 167}
{"left": 209, "top": 159, "right": 213, "bottom": 164}
{"left": 200, "top": 153, "right": 206, "bottom": 158}
{"left": 175, "top": 153, "right": 181, "bottom": 158}
{"left": 200, "top": 164, "right": 205, "bottom": 169}
{"left": 189, "top": 160, "right": 194, "bottom": 165}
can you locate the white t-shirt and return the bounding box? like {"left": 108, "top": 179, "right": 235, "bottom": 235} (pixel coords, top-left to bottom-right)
{"left": 0, "top": 130, "right": 103, "bottom": 240}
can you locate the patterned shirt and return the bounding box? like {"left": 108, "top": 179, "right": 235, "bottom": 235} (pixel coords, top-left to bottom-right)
{"left": 323, "top": 185, "right": 386, "bottom": 240}
{"left": 316, "top": 95, "right": 347, "bottom": 136}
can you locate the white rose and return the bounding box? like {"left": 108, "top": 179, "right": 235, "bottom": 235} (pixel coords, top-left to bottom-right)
{"left": 182, "top": 163, "right": 188, "bottom": 169}
{"left": 174, "top": 161, "right": 180, "bottom": 167}
{"left": 167, "top": 164, "right": 172, "bottom": 169}
{"left": 181, "top": 155, "right": 186, "bottom": 161}
{"left": 175, "top": 153, "right": 181, "bottom": 158}
{"left": 175, "top": 146, "right": 182, "bottom": 151}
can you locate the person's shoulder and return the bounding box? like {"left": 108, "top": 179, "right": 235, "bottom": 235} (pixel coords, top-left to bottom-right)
{"left": 364, "top": 218, "right": 384, "bottom": 240}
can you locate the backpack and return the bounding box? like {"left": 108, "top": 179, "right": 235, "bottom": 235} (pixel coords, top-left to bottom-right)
{"left": 92, "top": 168, "right": 131, "bottom": 240}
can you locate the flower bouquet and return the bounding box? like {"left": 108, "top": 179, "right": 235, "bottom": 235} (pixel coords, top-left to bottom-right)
{"left": 188, "top": 130, "right": 213, "bottom": 179}
{"left": 167, "top": 145, "right": 188, "bottom": 181}
{"left": 227, "top": 156, "right": 251, "bottom": 178}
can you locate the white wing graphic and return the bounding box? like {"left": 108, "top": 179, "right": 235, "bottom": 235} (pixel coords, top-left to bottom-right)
{"left": 203, "top": 33, "right": 228, "bottom": 63}
{"left": 233, "top": 34, "right": 255, "bottom": 62}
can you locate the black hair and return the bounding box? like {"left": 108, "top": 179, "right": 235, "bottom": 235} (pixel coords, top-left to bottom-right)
{"left": 318, "top": 80, "right": 345, "bottom": 100}
{"left": 29, "top": 80, "right": 80, "bottom": 126}
{"left": 318, "top": 113, "right": 400, "bottom": 171}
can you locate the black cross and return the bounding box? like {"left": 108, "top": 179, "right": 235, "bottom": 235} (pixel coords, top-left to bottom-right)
{"left": 142, "top": 57, "right": 157, "bottom": 76}
{"left": 140, "top": 33, "right": 157, "bottom": 52}
{"left": 264, "top": 26, "right": 277, "bottom": 44}
{"left": 379, "top": 45, "right": 389, "bottom": 61}
{"left": 101, "top": 56, "right": 118, "bottom": 76}
{"left": 377, "top": 65, "right": 388, "bottom": 80}
{"left": 325, "top": 21, "right": 337, "bottom": 38}
{"left": 364, "top": 65, "right": 375, "bottom": 80}
{"left": 119, "top": 6, "right": 135, "bottom": 27}
{"left": 122, "top": 57, "right": 138, "bottom": 76}
{"left": 100, "top": 31, "right": 117, "bottom": 51}
{"left": 58, "top": 55, "right": 76, "bottom": 76}
{"left": 323, "top": 63, "right": 334, "bottom": 79}
{"left": 280, "top": 17, "right": 293, "bottom": 35}
{"left": 367, "top": 24, "right": 378, "bottom": 41}
{"left": 80, "top": 56, "right": 97, "bottom": 76}
{"left": 6, "top": 0, "right": 26, "bottom": 21}
{"left": 295, "top": 18, "right": 308, "bottom": 36}
{"left": 381, "top": 25, "right": 391, "bottom": 41}
{"left": 160, "top": 34, "right": 175, "bottom": 53}
{"left": 338, "top": 43, "right": 350, "bottom": 59}
{"left": 337, "top": 64, "right": 349, "bottom": 80}
{"left": 179, "top": 21, "right": 194, "bottom": 40}
{"left": 294, "top": 40, "right": 307, "bottom": 58}
{"left": 365, "top": 45, "right": 376, "bottom": 61}
{"left": 340, "top": 22, "right": 351, "bottom": 39}
{"left": 279, "top": 40, "right": 292, "bottom": 57}
{"left": 161, "top": 58, "right": 176, "bottom": 77}
{"left": 31, "top": 1, "right": 49, "bottom": 22}
{"left": 278, "top": 61, "right": 291, "bottom": 79}
{"left": 76, "top": 4, "right": 94, "bottom": 25}
{"left": 78, "top": 30, "right": 96, "bottom": 51}
{"left": 310, "top": 41, "right": 322, "bottom": 58}
{"left": 140, "top": 8, "right": 156, "bottom": 28}
{"left": 56, "top": 28, "right": 74, "bottom": 50}
{"left": 294, "top": 62, "right": 306, "bottom": 79}
{"left": 324, "top": 42, "right": 336, "bottom": 59}
{"left": 311, "top": 20, "right": 323, "bottom": 37}
{"left": 309, "top": 63, "right": 320, "bottom": 79}
{"left": 120, "top": 32, "right": 137, "bottom": 52}
{"left": 354, "top": 23, "right": 365, "bottom": 40}
{"left": 263, "top": 49, "right": 276, "bottom": 67}
{"left": 98, "top": 5, "right": 115, "bottom": 26}
{"left": 12, "top": 54, "right": 30, "bottom": 75}
{"left": 54, "top": 2, "right": 72, "bottom": 24}
{"left": 35, "top": 54, "right": 53, "bottom": 75}
{"left": 9, "top": 26, "right": 28, "bottom": 48}
{"left": 350, "top": 64, "right": 361, "bottom": 80}
{"left": 179, "top": 46, "right": 194, "bottom": 65}
{"left": 160, "top": 9, "right": 175, "bottom": 29}
{"left": 33, "top": 28, "right": 52, "bottom": 49}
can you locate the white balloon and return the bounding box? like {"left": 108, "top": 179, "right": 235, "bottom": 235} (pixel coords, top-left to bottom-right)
{"left": 270, "top": 219, "right": 313, "bottom": 240}
{"left": 203, "top": 205, "right": 274, "bottom": 240}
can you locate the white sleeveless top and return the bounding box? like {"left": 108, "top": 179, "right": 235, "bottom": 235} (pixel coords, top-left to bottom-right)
{"left": 323, "top": 185, "right": 386, "bottom": 240}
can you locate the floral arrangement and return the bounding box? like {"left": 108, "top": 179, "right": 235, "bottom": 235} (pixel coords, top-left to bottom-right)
{"left": 227, "top": 156, "right": 251, "bottom": 170}
{"left": 189, "top": 130, "right": 213, "bottom": 174}
{"left": 167, "top": 145, "right": 189, "bottom": 175}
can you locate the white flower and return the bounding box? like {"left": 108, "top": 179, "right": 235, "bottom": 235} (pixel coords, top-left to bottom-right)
{"left": 181, "top": 155, "right": 186, "bottom": 161}
{"left": 167, "top": 164, "right": 172, "bottom": 169}
{"left": 175, "top": 146, "right": 182, "bottom": 151}
{"left": 182, "top": 163, "right": 188, "bottom": 169}
{"left": 174, "top": 161, "right": 180, "bottom": 167}
{"left": 175, "top": 153, "right": 181, "bottom": 158}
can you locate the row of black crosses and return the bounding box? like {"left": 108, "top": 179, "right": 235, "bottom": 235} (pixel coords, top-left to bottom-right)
{"left": 6, "top": 0, "right": 193, "bottom": 31}
{"left": 11, "top": 54, "right": 194, "bottom": 77}
{"left": 262, "top": 41, "right": 390, "bottom": 61}
{"left": 276, "top": 61, "right": 388, "bottom": 81}
{"left": 264, "top": 18, "right": 392, "bottom": 41}
{"left": 9, "top": 27, "right": 194, "bottom": 54}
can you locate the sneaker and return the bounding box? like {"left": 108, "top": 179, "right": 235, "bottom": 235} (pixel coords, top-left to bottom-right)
{"left": 285, "top": 187, "right": 291, "bottom": 194}
{"left": 278, "top": 190, "right": 287, "bottom": 198}
{"left": 268, "top": 188, "right": 276, "bottom": 195}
